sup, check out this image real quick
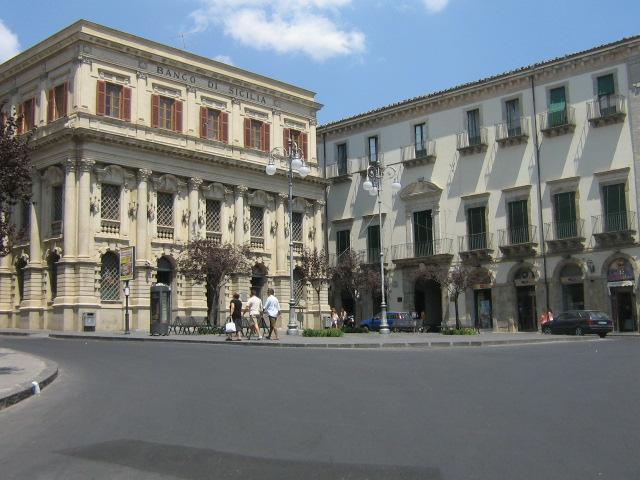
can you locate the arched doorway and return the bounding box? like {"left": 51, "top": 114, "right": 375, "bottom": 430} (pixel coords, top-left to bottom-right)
{"left": 251, "top": 263, "right": 268, "bottom": 299}
{"left": 156, "top": 256, "right": 174, "bottom": 286}
{"left": 606, "top": 258, "right": 637, "bottom": 332}
{"left": 514, "top": 267, "right": 537, "bottom": 331}
{"left": 471, "top": 268, "right": 493, "bottom": 330}
{"left": 560, "top": 263, "right": 584, "bottom": 310}
{"left": 415, "top": 276, "right": 442, "bottom": 331}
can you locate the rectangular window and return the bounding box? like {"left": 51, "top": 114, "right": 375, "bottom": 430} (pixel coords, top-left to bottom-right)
{"left": 414, "top": 123, "right": 426, "bottom": 157}
{"left": 284, "top": 128, "right": 309, "bottom": 160}
{"left": 47, "top": 83, "right": 68, "bottom": 122}
{"left": 505, "top": 99, "right": 521, "bottom": 137}
{"left": 413, "top": 210, "right": 433, "bottom": 256}
{"left": 337, "top": 143, "right": 347, "bottom": 175}
{"left": 250, "top": 206, "right": 264, "bottom": 238}
{"left": 466, "top": 109, "right": 480, "bottom": 145}
{"left": 549, "top": 86, "right": 567, "bottom": 127}
{"left": 159, "top": 97, "right": 175, "bottom": 130}
{"left": 467, "top": 206, "right": 487, "bottom": 250}
{"left": 507, "top": 200, "right": 529, "bottom": 244}
{"left": 52, "top": 185, "right": 63, "bottom": 236}
{"left": 244, "top": 118, "right": 270, "bottom": 152}
{"left": 368, "top": 136, "right": 378, "bottom": 164}
{"left": 101, "top": 184, "right": 121, "bottom": 221}
{"left": 156, "top": 192, "right": 174, "bottom": 227}
{"left": 206, "top": 200, "right": 221, "bottom": 233}
{"left": 105, "top": 83, "right": 122, "bottom": 118}
{"left": 200, "top": 107, "right": 228, "bottom": 143}
{"left": 19, "top": 98, "right": 36, "bottom": 133}
{"left": 603, "top": 183, "right": 627, "bottom": 232}
{"left": 97, "top": 81, "right": 131, "bottom": 121}
{"left": 553, "top": 191, "right": 577, "bottom": 239}
{"left": 206, "top": 109, "right": 220, "bottom": 140}
{"left": 336, "top": 229, "right": 350, "bottom": 255}
{"left": 597, "top": 74, "right": 616, "bottom": 116}
{"left": 292, "top": 212, "right": 303, "bottom": 242}
{"left": 367, "top": 224, "right": 380, "bottom": 263}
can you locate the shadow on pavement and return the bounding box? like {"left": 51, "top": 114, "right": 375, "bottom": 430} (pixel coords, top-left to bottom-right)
{"left": 59, "top": 439, "right": 442, "bottom": 479}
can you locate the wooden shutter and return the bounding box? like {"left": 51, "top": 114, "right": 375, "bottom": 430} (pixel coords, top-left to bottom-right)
{"left": 29, "top": 99, "right": 36, "bottom": 131}
{"left": 244, "top": 118, "right": 251, "bottom": 147}
{"left": 47, "top": 89, "right": 54, "bottom": 123}
{"left": 200, "top": 107, "right": 208, "bottom": 138}
{"left": 151, "top": 94, "right": 159, "bottom": 128}
{"left": 301, "top": 132, "right": 308, "bottom": 160}
{"left": 597, "top": 74, "right": 615, "bottom": 96}
{"left": 122, "top": 87, "right": 131, "bottom": 121}
{"left": 262, "top": 122, "right": 270, "bottom": 152}
{"left": 174, "top": 99, "right": 183, "bottom": 132}
{"left": 16, "top": 103, "right": 24, "bottom": 134}
{"left": 62, "top": 82, "right": 69, "bottom": 117}
{"left": 283, "top": 128, "right": 290, "bottom": 151}
{"left": 220, "top": 112, "right": 229, "bottom": 143}
{"left": 96, "top": 81, "right": 106, "bottom": 116}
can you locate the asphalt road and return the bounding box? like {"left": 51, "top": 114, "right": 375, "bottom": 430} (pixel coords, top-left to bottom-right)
{"left": 0, "top": 336, "right": 638, "bottom": 480}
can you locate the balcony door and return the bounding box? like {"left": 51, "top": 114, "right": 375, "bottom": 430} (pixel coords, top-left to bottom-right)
{"left": 597, "top": 74, "right": 616, "bottom": 116}
{"left": 603, "top": 183, "right": 627, "bottom": 232}
{"left": 337, "top": 143, "right": 347, "bottom": 175}
{"left": 467, "top": 206, "right": 487, "bottom": 250}
{"left": 367, "top": 225, "right": 380, "bottom": 264}
{"left": 466, "top": 109, "right": 480, "bottom": 145}
{"left": 413, "top": 210, "right": 433, "bottom": 257}
{"left": 336, "top": 229, "right": 350, "bottom": 256}
{"left": 414, "top": 123, "right": 426, "bottom": 157}
{"left": 508, "top": 200, "right": 529, "bottom": 244}
{"left": 368, "top": 136, "right": 379, "bottom": 165}
{"left": 554, "top": 192, "right": 577, "bottom": 239}
{"left": 505, "top": 99, "right": 521, "bottom": 137}
{"left": 549, "top": 87, "right": 567, "bottom": 127}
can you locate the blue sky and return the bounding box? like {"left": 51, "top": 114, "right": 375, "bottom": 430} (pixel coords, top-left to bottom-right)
{"left": 1, "top": 0, "right": 639, "bottom": 124}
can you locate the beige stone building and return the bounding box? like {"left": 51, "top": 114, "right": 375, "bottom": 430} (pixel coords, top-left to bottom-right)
{"left": 0, "top": 20, "right": 328, "bottom": 332}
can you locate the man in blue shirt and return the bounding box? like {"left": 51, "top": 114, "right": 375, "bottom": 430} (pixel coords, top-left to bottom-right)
{"left": 263, "top": 288, "right": 281, "bottom": 340}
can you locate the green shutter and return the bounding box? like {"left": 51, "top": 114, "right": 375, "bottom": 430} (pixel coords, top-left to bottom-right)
{"left": 413, "top": 210, "right": 433, "bottom": 256}
{"left": 597, "top": 74, "right": 615, "bottom": 96}
{"left": 604, "top": 184, "right": 625, "bottom": 214}
{"left": 336, "top": 230, "right": 350, "bottom": 255}
{"left": 549, "top": 87, "right": 566, "bottom": 113}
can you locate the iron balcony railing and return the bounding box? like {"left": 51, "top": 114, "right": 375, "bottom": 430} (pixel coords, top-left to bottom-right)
{"left": 401, "top": 140, "right": 436, "bottom": 162}
{"left": 328, "top": 249, "right": 365, "bottom": 267}
{"left": 206, "top": 231, "right": 222, "bottom": 244}
{"left": 544, "top": 219, "right": 585, "bottom": 241}
{"left": 587, "top": 94, "right": 626, "bottom": 120}
{"left": 592, "top": 211, "right": 636, "bottom": 234}
{"left": 458, "top": 232, "right": 493, "bottom": 252}
{"left": 456, "top": 127, "right": 488, "bottom": 150}
{"left": 495, "top": 117, "right": 530, "bottom": 142}
{"left": 539, "top": 106, "right": 575, "bottom": 131}
{"left": 498, "top": 225, "right": 537, "bottom": 246}
{"left": 390, "top": 238, "right": 453, "bottom": 260}
{"left": 325, "top": 158, "right": 350, "bottom": 178}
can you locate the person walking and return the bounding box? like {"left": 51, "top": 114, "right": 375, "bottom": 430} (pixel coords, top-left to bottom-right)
{"left": 228, "top": 292, "right": 243, "bottom": 341}
{"left": 263, "top": 288, "right": 281, "bottom": 340}
{"left": 243, "top": 288, "right": 263, "bottom": 340}
{"left": 330, "top": 307, "right": 339, "bottom": 328}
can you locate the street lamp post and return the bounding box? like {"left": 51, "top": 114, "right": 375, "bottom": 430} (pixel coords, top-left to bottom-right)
{"left": 362, "top": 162, "right": 401, "bottom": 335}
{"left": 266, "top": 138, "right": 310, "bottom": 335}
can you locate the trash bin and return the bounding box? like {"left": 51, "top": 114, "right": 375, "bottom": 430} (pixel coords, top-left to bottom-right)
{"left": 83, "top": 312, "right": 96, "bottom": 332}
{"left": 150, "top": 283, "right": 171, "bottom": 335}
{"left": 322, "top": 316, "right": 332, "bottom": 329}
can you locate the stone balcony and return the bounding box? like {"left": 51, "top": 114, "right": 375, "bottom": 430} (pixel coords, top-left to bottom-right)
{"left": 498, "top": 225, "right": 537, "bottom": 258}
{"left": 543, "top": 220, "right": 585, "bottom": 253}
{"left": 587, "top": 95, "right": 626, "bottom": 127}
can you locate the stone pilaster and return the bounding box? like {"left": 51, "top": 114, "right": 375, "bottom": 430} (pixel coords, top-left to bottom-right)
{"left": 276, "top": 193, "right": 287, "bottom": 274}
{"left": 184, "top": 177, "right": 207, "bottom": 315}
{"left": 188, "top": 177, "right": 203, "bottom": 241}
{"left": 234, "top": 186, "right": 247, "bottom": 246}
{"left": 0, "top": 250, "right": 13, "bottom": 327}
{"left": 75, "top": 159, "right": 98, "bottom": 315}
{"left": 314, "top": 200, "right": 324, "bottom": 252}
{"left": 131, "top": 168, "right": 152, "bottom": 331}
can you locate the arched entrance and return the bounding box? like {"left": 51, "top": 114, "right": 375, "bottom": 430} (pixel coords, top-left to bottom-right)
{"left": 415, "top": 276, "right": 442, "bottom": 331}
{"left": 606, "top": 258, "right": 637, "bottom": 332}
{"left": 471, "top": 268, "right": 493, "bottom": 330}
{"left": 560, "top": 264, "right": 584, "bottom": 310}
{"left": 156, "top": 256, "right": 173, "bottom": 286}
{"left": 514, "top": 267, "right": 537, "bottom": 331}
{"left": 251, "top": 263, "right": 268, "bottom": 299}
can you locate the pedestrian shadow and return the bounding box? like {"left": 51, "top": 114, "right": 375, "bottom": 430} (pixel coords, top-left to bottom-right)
{"left": 0, "top": 366, "right": 22, "bottom": 375}
{"left": 59, "top": 439, "right": 442, "bottom": 479}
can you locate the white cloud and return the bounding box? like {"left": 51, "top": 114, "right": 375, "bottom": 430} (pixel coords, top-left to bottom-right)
{"left": 0, "top": 19, "right": 20, "bottom": 63}
{"left": 189, "top": 0, "right": 364, "bottom": 61}
{"left": 422, "top": 0, "right": 450, "bottom": 13}
{"left": 213, "top": 55, "right": 234, "bottom": 65}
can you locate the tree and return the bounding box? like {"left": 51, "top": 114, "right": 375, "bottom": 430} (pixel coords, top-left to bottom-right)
{"left": 0, "top": 104, "right": 34, "bottom": 256}
{"left": 418, "top": 263, "right": 487, "bottom": 330}
{"left": 299, "top": 247, "right": 329, "bottom": 324}
{"left": 177, "top": 240, "right": 251, "bottom": 324}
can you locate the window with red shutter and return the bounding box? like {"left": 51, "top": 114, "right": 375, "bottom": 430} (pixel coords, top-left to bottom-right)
{"left": 220, "top": 112, "right": 229, "bottom": 143}
{"left": 122, "top": 87, "right": 131, "bottom": 122}
{"left": 96, "top": 81, "right": 106, "bottom": 116}
{"left": 151, "top": 95, "right": 160, "bottom": 128}
{"left": 283, "top": 128, "right": 290, "bottom": 151}
{"left": 174, "top": 99, "right": 183, "bottom": 132}
{"left": 244, "top": 118, "right": 251, "bottom": 147}
{"left": 301, "top": 132, "right": 308, "bottom": 160}
{"left": 200, "top": 106, "right": 207, "bottom": 138}
{"left": 262, "top": 122, "right": 270, "bottom": 152}
{"left": 47, "top": 89, "right": 54, "bottom": 123}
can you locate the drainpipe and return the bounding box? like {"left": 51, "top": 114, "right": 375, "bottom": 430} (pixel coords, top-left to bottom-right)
{"left": 530, "top": 75, "right": 551, "bottom": 314}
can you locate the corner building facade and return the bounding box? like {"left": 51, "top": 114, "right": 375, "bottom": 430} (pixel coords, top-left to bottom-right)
{"left": 319, "top": 36, "right": 640, "bottom": 333}
{"left": 0, "top": 21, "right": 328, "bottom": 332}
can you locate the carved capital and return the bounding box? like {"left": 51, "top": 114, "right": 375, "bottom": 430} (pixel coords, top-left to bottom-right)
{"left": 189, "top": 177, "right": 203, "bottom": 190}
{"left": 309, "top": 117, "right": 318, "bottom": 126}
{"left": 64, "top": 159, "right": 76, "bottom": 173}
{"left": 136, "top": 71, "right": 147, "bottom": 80}
{"left": 235, "top": 185, "right": 249, "bottom": 196}
{"left": 78, "top": 159, "right": 95, "bottom": 173}
{"left": 315, "top": 199, "right": 326, "bottom": 208}
{"left": 138, "top": 168, "right": 153, "bottom": 182}
{"left": 278, "top": 193, "right": 289, "bottom": 202}
{"left": 186, "top": 85, "right": 197, "bottom": 94}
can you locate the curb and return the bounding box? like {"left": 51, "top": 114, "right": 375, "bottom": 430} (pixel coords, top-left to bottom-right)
{"left": 0, "top": 357, "right": 59, "bottom": 412}
{"left": 47, "top": 333, "right": 599, "bottom": 349}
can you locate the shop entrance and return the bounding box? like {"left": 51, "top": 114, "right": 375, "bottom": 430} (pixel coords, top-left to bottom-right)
{"left": 474, "top": 289, "right": 493, "bottom": 329}
{"left": 414, "top": 277, "right": 442, "bottom": 331}
{"left": 560, "top": 264, "right": 584, "bottom": 311}
{"left": 607, "top": 258, "right": 637, "bottom": 332}
{"left": 516, "top": 286, "right": 537, "bottom": 331}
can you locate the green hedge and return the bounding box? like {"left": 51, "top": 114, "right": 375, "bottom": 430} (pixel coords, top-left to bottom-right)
{"left": 441, "top": 327, "right": 477, "bottom": 336}
{"left": 302, "top": 328, "right": 345, "bottom": 337}
{"left": 341, "top": 326, "right": 369, "bottom": 334}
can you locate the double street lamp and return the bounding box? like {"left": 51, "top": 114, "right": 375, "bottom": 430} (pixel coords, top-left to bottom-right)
{"left": 362, "top": 162, "right": 401, "bottom": 335}
{"left": 266, "top": 139, "right": 310, "bottom": 335}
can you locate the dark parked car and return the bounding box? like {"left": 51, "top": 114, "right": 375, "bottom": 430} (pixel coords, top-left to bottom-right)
{"left": 542, "top": 310, "right": 613, "bottom": 338}
{"left": 360, "top": 312, "right": 416, "bottom": 332}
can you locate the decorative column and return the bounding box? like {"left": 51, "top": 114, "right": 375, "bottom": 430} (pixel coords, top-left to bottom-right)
{"left": 314, "top": 200, "right": 324, "bottom": 252}
{"left": 188, "top": 177, "right": 202, "bottom": 242}
{"left": 28, "top": 172, "right": 43, "bottom": 265}
{"left": 21, "top": 172, "right": 44, "bottom": 329}
{"left": 62, "top": 159, "right": 78, "bottom": 258}
{"left": 234, "top": 186, "right": 247, "bottom": 246}
{"left": 136, "top": 169, "right": 152, "bottom": 262}
{"left": 131, "top": 168, "right": 152, "bottom": 331}
{"left": 0, "top": 249, "right": 13, "bottom": 327}
{"left": 276, "top": 193, "right": 287, "bottom": 274}
{"left": 77, "top": 159, "right": 95, "bottom": 258}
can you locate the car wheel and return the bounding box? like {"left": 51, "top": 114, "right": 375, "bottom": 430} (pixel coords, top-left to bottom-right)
{"left": 542, "top": 326, "right": 552, "bottom": 335}
{"left": 598, "top": 332, "right": 607, "bottom": 338}
{"left": 575, "top": 326, "right": 583, "bottom": 336}
{"left": 392, "top": 327, "right": 399, "bottom": 333}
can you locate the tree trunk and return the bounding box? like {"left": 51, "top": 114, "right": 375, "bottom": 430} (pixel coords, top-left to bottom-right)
{"left": 208, "top": 284, "right": 219, "bottom": 326}
{"left": 454, "top": 295, "right": 461, "bottom": 330}
{"left": 316, "top": 287, "right": 322, "bottom": 328}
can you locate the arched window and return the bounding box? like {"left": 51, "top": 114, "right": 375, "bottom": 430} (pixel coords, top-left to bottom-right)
{"left": 100, "top": 252, "right": 120, "bottom": 301}
{"left": 16, "top": 258, "right": 27, "bottom": 302}
{"left": 293, "top": 267, "right": 305, "bottom": 304}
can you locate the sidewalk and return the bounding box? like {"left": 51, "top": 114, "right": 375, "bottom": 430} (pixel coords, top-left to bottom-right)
{"left": 0, "top": 347, "right": 59, "bottom": 411}
{"left": 0, "top": 327, "right": 610, "bottom": 349}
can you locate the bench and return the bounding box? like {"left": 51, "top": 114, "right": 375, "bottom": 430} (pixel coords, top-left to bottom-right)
{"left": 170, "top": 316, "right": 224, "bottom": 335}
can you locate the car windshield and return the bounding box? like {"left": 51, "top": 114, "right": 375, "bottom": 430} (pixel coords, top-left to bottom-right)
{"left": 588, "top": 311, "right": 609, "bottom": 320}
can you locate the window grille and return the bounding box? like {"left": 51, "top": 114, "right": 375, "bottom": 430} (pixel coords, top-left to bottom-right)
{"left": 206, "top": 200, "right": 221, "bottom": 232}
{"left": 101, "top": 184, "right": 120, "bottom": 220}
{"left": 49, "top": 253, "right": 60, "bottom": 299}
{"left": 157, "top": 193, "right": 174, "bottom": 226}
{"left": 250, "top": 206, "right": 264, "bottom": 238}
{"left": 292, "top": 212, "right": 303, "bottom": 242}
{"left": 16, "top": 259, "right": 26, "bottom": 302}
{"left": 51, "top": 185, "right": 63, "bottom": 235}
{"left": 293, "top": 269, "right": 305, "bottom": 304}
{"left": 100, "top": 252, "right": 120, "bottom": 301}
